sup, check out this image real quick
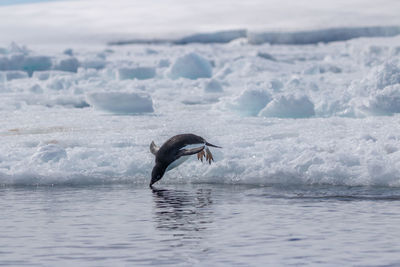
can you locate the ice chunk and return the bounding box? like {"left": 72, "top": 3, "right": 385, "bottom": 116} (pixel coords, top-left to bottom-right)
{"left": 46, "top": 77, "right": 73, "bottom": 90}
{"left": 54, "top": 57, "right": 79, "bottom": 73}
{"left": 29, "top": 84, "right": 43, "bottom": 94}
{"left": 8, "top": 42, "right": 29, "bottom": 55}
{"left": 204, "top": 79, "right": 223, "bottom": 93}
{"left": 259, "top": 94, "right": 315, "bottom": 118}
{"left": 228, "top": 87, "right": 271, "bottom": 116}
{"left": 87, "top": 92, "right": 154, "bottom": 114}
{"left": 118, "top": 67, "right": 156, "bottom": 80}
{"left": 33, "top": 70, "right": 71, "bottom": 81}
{"left": 23, "top": 56, "right": 52, "bottom": 76}
{"left": 0, "top": 54, "right": 52, "bottom": 76}
{"left": 257, "top": 51, "right": 276, "bottom": 61}
{"left": 368, "top": 85, "right": 400, "bottom": 114}
{"left": 31, "top": 144, "right": 67, "bottom": 163}
{"left": 63, "top": 48, "right": 74, "bottom": 56}
{"left": 374, "top": 60, "right": 400, "bottom": 89}
{"left": 0, "top": 72, "right": 5, "bottom": 83}
{"left": 158, "top": 59, "right": 170, "bottom": 68}
{"left": 81, "top": 58, "right": 107, "bottom": 70}
{"left": 269, "top": 79, "right": 284, "bottom": 92}
{"left": 4, "top": 70, "right": 28, "bottom": 81}
{"left": 303, "top": 64, "right": 342, "bottom": 75}
{"left": 169, "top": 53, "right": 212, "bottom": 80}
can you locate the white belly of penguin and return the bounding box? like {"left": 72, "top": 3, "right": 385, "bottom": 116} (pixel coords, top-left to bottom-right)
{"left": 166, "top": 155, "right": 190, "bottom": 172}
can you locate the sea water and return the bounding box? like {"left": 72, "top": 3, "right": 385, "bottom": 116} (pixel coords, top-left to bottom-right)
{"left": 1, "top": 184, "right": 400, "bottom": 266}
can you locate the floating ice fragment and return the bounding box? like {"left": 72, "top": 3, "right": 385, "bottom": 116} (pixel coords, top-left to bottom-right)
{"left": 118, "top": 67, "right": 156, "bottom": 80}
{"left": 46, "top": 76, "right": 72, "bottom": 90}
{"left": 0, "top": 72, "right": 6, "bottom": 83}
{"left": 81, "top": 58, "right": 107, "bottom": 70}
{"left": 33, "top": 70, "right": 71, "bottom": 81}
{"left": 23, "top": 56, "right": 52, "bottom": 76}
{"left": 257, "top": 52, "right": 276, "bottom": 61}
{"left": 63, "top": 48, "right": 73, "bottom": 56}
{"left": 54, "top": 57, "right": 79, "bottom": 73}
{"left": 29, "top": 84, "right": 43, "bottom": 94}
{"left": 259, "top": 94, "right": 315, "bottom": 118}
{"left": 4, "top": 71, "right": 28, "bottom": 81}
{"left": 158, "top": 59, "right": 170, "bottom": 68}
{"left": 204, "top": 79, "right": 223, "bottom": 93}
{"left": 269, "top": 79, "right": 284, "bottom": 92}
{"left": 228, "top": 87, "right": 271, "bottom": 116}
{"left": 169, "top": 52, "right": 212, "bottom": 80}
{"left": 374, "top": 60, "right": 400, "bottom": 89}
{"left": 87, "top": 92, "right": 154, "bottom": 114}
{"left": 367, "top": 84, "right": 400, "bottom": 114}
{"left": 0, "top": 54, "right": 52, "bottom": 76}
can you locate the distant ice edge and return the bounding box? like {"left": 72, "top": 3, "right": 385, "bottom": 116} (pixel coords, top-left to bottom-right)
{"left": 109, "top": 26, "right": 400, "bottom": 46}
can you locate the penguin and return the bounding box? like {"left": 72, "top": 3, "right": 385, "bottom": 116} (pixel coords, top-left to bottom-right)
{"left": 149, "top": 133, "right": 221, "bottom": 187}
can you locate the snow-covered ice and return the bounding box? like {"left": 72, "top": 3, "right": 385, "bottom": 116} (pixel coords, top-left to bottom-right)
{"left": 1, "top": 34, "right": 400, "bottom": 187}
{"left": 1, "top": 0, "right": 400, "bottom": 187}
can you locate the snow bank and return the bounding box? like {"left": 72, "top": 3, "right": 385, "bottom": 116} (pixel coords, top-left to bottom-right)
{"left": 118, "top": 67, "right": 156, "bottom": 80}
{"left": 169, "top": 53, "right": 212, "bottom": 80}
{"left": 87, "top": 92, "right": 154, "bottom": 114}
{"left": 259, "top": 94, "right": 315, "bottom": 118}
{"left": 228, "top": 87, "right": 271, "bottom": 116}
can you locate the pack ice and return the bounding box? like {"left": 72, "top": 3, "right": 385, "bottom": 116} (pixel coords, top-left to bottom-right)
{"left": 1, "top": 34, "right": 400, "bottom": 187}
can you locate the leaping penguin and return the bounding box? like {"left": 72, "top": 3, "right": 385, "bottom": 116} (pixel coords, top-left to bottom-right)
{"left": 149, "top": 133, "right": 221, "bottom": 187}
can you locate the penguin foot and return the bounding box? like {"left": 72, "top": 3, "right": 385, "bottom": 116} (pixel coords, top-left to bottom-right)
{"left": 197, "top": 150, "right": 205, "bottom": 162}
{"left": 205, "top": 147, "right": 214, "bottom": 165}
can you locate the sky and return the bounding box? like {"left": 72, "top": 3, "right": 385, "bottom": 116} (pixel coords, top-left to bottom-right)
{"left": 0, "top": 0, "right": 63, "bottom": 6}
{"left": 0, "top": 0, "right": 399, "bottom": 45}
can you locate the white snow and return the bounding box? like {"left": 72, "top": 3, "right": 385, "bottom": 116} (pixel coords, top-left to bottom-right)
{"left": 1, "top": 0, "right": 400, "bottom": 187}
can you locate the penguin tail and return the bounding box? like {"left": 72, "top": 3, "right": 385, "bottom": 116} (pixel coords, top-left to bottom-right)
{"left": 205, "top": 142, "right": 222, "bottom": 148}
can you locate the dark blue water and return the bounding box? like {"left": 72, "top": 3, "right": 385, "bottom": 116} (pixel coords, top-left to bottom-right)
{"left": 1, "top": 184, "right": 400, "bottom": 266}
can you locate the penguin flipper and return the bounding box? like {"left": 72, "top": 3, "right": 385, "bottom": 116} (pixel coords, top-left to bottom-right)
{"left": 150, "top": 141, "right": 159, "bottom": 155}
{"left": 177, "top": 146, "right": 204, "bottom": 157}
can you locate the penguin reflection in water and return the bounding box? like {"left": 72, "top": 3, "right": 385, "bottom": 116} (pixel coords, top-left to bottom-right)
{"left": 149, "top": 133, "right": 221, "bottom": 187}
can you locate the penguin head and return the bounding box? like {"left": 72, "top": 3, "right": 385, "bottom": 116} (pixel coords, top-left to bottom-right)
{"left": 150, "top": 163, "right": 166, "bottom": 187}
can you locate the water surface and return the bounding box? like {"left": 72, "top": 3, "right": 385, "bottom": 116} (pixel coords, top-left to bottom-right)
{"left": 1, "top": 184, "right": 400, "bottom": 266}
